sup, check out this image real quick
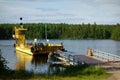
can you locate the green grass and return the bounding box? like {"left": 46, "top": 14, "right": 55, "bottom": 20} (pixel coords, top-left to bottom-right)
{"left": 47, "top": 64, "right": 109, "bottom": 80}
{"left": 0, "top": 64, "right": 109, "bottom": 80}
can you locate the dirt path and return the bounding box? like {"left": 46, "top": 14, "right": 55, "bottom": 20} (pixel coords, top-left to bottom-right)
{"left": 102, "top": 65, "right": 120, "bottom": 80}
{"left": 104, "top": 70, "right": 120, "bottom": 80}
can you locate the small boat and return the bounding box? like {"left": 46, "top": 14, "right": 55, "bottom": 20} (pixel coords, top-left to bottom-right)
{"left": 12, "top": 18, "right": 65, "bottom": 55}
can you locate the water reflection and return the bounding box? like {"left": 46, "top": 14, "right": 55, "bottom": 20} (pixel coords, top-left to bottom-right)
{"left": 15, "top": 51, "right": 48, "bottom": 73}
{"left": 15, "top": 51, "right": 32, "bottom": 70}
{"left": 15, "top": 51, "right": 66, "bottom": 74}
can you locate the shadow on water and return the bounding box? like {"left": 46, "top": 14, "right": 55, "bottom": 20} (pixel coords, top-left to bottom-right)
{"left": 32, "top": 55, "right": 48, "bottom": 65}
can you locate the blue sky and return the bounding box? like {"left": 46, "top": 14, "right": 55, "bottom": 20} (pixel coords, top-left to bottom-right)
{"left": 0, "top": 0, "right": 120, "bottom": 24}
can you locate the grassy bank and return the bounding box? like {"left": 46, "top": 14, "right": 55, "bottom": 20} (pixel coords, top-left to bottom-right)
{"left": 31, "top": 65, "right": 109, "bottom": 80}
{"left": 0, "top": 64, "right": 109, "bottom": 80}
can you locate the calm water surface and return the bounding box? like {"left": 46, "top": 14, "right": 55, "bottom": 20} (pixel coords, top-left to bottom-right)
{"left": 0, "top": 40, "right": 120, "bottom": 73}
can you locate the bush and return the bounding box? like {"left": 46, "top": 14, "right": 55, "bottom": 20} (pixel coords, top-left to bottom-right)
{"left": 53, "top": 64, "right": 106, "bottom": 77}
{"left": 0, "top": 51, "right": 10, "bottom": 74}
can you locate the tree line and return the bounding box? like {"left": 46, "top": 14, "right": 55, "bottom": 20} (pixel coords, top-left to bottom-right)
{"left": 0, "top": 23, "right": 120, "bottom": 40}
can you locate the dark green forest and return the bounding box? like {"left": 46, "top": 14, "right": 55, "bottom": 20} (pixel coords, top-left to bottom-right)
{"left": 0, "top": 23, "right": 120, "bottom": 40}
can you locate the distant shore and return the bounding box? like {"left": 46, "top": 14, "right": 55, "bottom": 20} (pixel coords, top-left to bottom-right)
{"left": 0, "top": 23, "right": 120, "bottom": 40}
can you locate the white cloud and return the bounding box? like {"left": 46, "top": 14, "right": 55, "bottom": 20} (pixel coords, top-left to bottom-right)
{"left": 0, "top": 0, "right": 120, "bottom": 24}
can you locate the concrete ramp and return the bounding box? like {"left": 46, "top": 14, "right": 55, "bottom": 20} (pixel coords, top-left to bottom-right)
{"left": 73, "top": 55, "right": 104, "bottom": 65}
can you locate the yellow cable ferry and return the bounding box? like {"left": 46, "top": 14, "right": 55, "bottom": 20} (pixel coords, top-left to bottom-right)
{"left": 13, "top": 18, "right": 65, "bottom": 55}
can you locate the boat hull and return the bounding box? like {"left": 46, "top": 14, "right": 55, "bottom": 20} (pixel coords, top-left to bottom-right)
{"left": 15, "top": 44, "right": 65, "bottom": 55}
{"left": 16, "top": 47, "right": 33, "bottom": 55}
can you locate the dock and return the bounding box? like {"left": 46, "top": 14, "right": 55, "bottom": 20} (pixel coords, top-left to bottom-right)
{"left": 48, "top": 49, "right": 120, "bottom": 67}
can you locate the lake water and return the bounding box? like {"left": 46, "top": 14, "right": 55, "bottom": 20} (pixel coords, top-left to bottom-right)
{"left": 0, "top": 40, "right": 120, "bottom": 73}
